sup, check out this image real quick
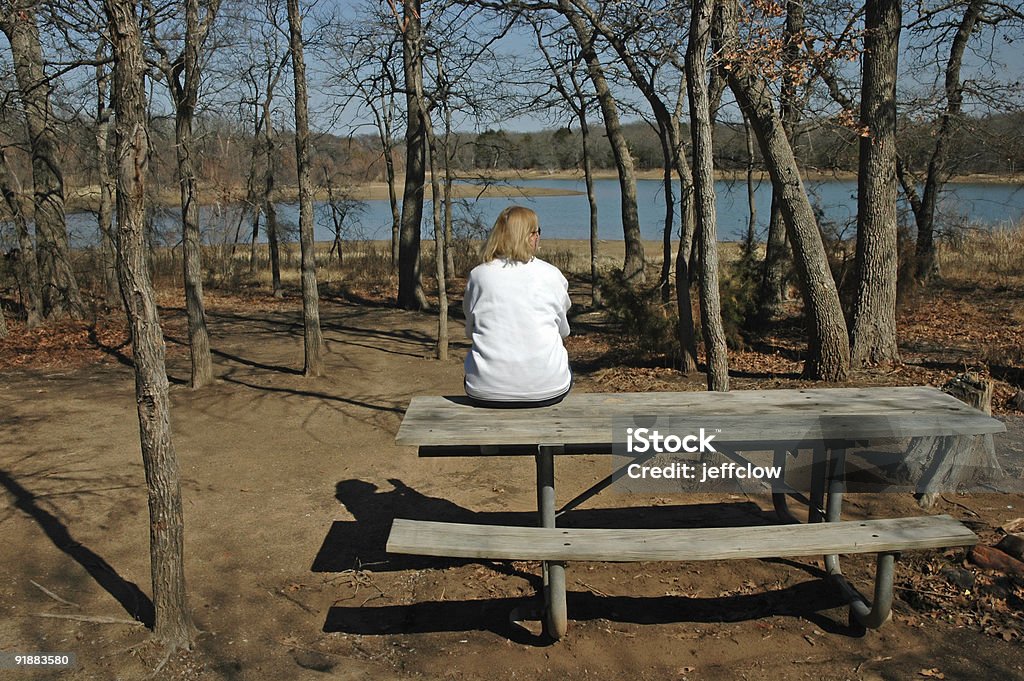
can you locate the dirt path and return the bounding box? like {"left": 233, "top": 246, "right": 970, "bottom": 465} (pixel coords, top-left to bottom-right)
{"left": 2, "top": 298, "right": 1023, "bottom": 680}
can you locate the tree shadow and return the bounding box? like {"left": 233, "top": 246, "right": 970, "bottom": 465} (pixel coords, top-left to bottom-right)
{"left": 220, "top": 376, "right": 406, "bottom": 415}
{"left": 87, "top": 323, "right": 133, "bottom": 368}
{"left": 0, "top": 468, "right": 154, "bottom": 627}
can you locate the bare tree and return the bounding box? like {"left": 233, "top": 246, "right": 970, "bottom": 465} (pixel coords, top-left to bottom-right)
{"left": 553, "top": 0, "right": 645, "bottom": 282}
{"left": 717, "top": 0, "right": 850, "bottom": 381}
{"left": 688, "top": 0, "right": 728, "bottom": 390}
{"left": 144, "top": 0, "right": 221, "bottom": 388}
{"left": 899, "top": 0, "right": 1003, "bottom": 280}
{"left": 103, "top": 0, "right": 193, "bottom": 650}
{"left": 395, "top": 0, "right": 429, "bottom": 311}
{"left": 850, "top": 0, "right": 901, "bottom": 367}
{"left": 528, "top": 18, "right": 603, "bottom": 305}
{"left": 324, "top": 7, "right": 402, "bottom": 272}
{"left": 285, "top": 0, "right": 325, "bottom": 376}
{"left": 1, "top": 0, "right": 85, "bottom": 320}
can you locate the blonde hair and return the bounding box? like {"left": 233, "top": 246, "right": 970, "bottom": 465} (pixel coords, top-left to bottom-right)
{"left": 481, "top": 206, "right": 538, "bottom": 264}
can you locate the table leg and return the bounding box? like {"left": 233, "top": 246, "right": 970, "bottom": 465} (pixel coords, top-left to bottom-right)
{"left": 821, "top": 448, "right": 894, "bottom": 629}
{"left": 771, "top": 447, "right": 802, "bottom": 524}
{"left": 537, "top": 445, "right": 567, "bottom": 640}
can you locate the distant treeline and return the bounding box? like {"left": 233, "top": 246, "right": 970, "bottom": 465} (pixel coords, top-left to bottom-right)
{"left": 4, "top": 110, "right": 1020, "bottom": 206}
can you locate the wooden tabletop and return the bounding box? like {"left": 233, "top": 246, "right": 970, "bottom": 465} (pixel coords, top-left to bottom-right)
{"left": 395, "top": 387, "right": 1006, "bottom": 448}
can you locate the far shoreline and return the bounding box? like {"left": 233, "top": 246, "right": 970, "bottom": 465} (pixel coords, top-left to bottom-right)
{"left": 56, "top": 168, "right": 1023, "bottom": 215}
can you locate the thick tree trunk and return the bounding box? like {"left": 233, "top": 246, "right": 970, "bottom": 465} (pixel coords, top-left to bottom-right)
{"left": 397, "top": 0, "right": 428, "bottom": 310}
{"left": 850, "top": 0, "right": 902, "bottom": 368}
{"left": 688, "top": 0, "right": 729, "bottom": 391}
{"left": 0, "top": 147, "right": 43, "bottom": 327}
{"left": 558, "top": 1, "right": 644, "bottom": 283}
{"left": 103, "top": 0, "right": 193, "bottom": 650}
{"left": 286, "top": 0, "right": 325, "bottom": 377}
{"left": 169, "top": 0, "right": 215, "bottom": 388}
{"left": 718, "top": 0, "right": 849, "bottom": 381}
{"left": 1, "top": 5, "right": 84, "bottom": 320}
{"left": 95, "top": 57, "right": 120, "bottom": 308}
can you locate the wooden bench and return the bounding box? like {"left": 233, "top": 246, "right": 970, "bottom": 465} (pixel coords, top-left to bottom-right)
{"left": 388, "top": 387, "right": 1004, "bottom": 639}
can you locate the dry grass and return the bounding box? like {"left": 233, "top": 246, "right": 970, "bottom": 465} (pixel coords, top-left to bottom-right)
{"left": 938, "top": 222, "right": 1024, "bottom": 288}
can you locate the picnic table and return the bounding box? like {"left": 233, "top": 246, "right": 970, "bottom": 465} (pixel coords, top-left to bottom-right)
{"left": 387, "top": 386, "right": 1006, "bottom": 640}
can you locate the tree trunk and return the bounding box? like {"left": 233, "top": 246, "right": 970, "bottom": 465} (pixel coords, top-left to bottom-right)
{"left": 442, "top": 102, "right": 455, "bottom": 281}
{"left": 95, "top": 55, "right": 120, "bottom": 308}
{"left": 850, "top": 0, "right": 901, "bottom": 368}
{"left": 0, "top": 147, "right": 43, "bottom": 327}
{"left": 912, "top": 0, "right": 984, "bottom": 281}
{"left": 169, "top": 0, "right": 216, "bottom": 388}
{"left": 759, "top": 192, "right": 789, "bottom": 319}
{"left": 718, "top": 0, "right": 849, "bottom": 381}
{"left": 286, "top": 0, "right": 325, "bottom": 377}
{"left": 262, "top": 99, "right": 282, "bottom": 298}
{"left": 371, "top": 99, "right": 400, "bottom": 273}
{"left": 757, "top": 0, "right": 802, "bottom": 320}
{"left": 743, "top": 114, "right": 757, "bottom": 246}
{"left": 0, "top": 300, "right": 7, "bottom": 337}
{"left": 688, "top": 0, "right": 729, "bottom": 392}
{"left": 558, "top": 0, "right": 644, "bottom": 283}
{"left": 397, "top": 0, "right": 428, "bottom": 310}
{"left": 103, "top": 0, "right": 193, "bottom": 650}
{"left": 1, "top": 5, "right": 84, "bottom": 320}
{"left": 579, "top": 112, "right": 601, "bottom": 308}
{"left": 673, "top": 82, "right": 700, "bottom": 375}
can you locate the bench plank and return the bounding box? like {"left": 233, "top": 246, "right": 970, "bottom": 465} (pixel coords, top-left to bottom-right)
{"left": 395, "top": 387, "right": 1006, "bottom": 449}
{"left": 387, "top": 515, "right": 977, "bottom": 562}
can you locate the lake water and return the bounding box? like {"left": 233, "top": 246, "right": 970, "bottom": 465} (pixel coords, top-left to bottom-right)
{"left": 65, "top": 177, "right": 1024, "bottom": 248}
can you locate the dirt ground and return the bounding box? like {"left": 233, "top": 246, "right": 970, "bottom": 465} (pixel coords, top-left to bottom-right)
{"left": 2, "top": 280, "right": 1024, "bottom": 681}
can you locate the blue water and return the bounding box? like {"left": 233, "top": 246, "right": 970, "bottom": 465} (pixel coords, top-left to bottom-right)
{"left": 64, "top": 177, "right": 1024, "bottom": 248}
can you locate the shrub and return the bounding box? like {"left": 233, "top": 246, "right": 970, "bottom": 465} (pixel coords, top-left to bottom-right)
{"left": 597, "top": 268, "right": 679, "bottom": 360}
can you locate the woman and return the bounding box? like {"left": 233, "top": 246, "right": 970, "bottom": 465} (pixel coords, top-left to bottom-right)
{"left": 463, "top": 206, "right": 572, "bottom": 407}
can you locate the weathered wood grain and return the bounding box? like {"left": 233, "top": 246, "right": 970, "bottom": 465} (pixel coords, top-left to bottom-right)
{"left": 387, "top": 514, "right": 977, "bottom": 562}
{"left": 396, "top": 387, "right": 1005, "bottom": 448}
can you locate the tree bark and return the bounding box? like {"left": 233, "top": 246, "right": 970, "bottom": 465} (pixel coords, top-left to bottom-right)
{"left": 688, "top": 0, "right": 729, "bottom": 391}
{"left": 103, "top": 0, "right": 193, "bottom": 650}
{"left": 286, "top": 0, "right": 325, "bottom": 377}
{"left": 1, "top": 4, "right": 84, "bottom": 320}
{"left": 262, "top": 98, "right": 282, "bottom": 298}
{"left": 164, "top": 0, "right": 217, "bottom": 388}
{"left": 557, "top": 0, "right": 644, "bottom": 283}
{"left": 850, "top": 0, "right": 902, "bottom": 368}
{"left": 718, "top": 0, "right": 849, "bottom": 381}
{"left": 397, "top": 0, "right": 428, "bottom": 310}
{"left": 0, "top": 147, "right": 43, "bottom": 327}
{"left": 95, "top": 55, "right": 120, "bottom": 308}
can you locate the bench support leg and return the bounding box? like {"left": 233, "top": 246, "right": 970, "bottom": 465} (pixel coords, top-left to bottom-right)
{"left": 537, "top": 445, "right": 567, "bottom": 640}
